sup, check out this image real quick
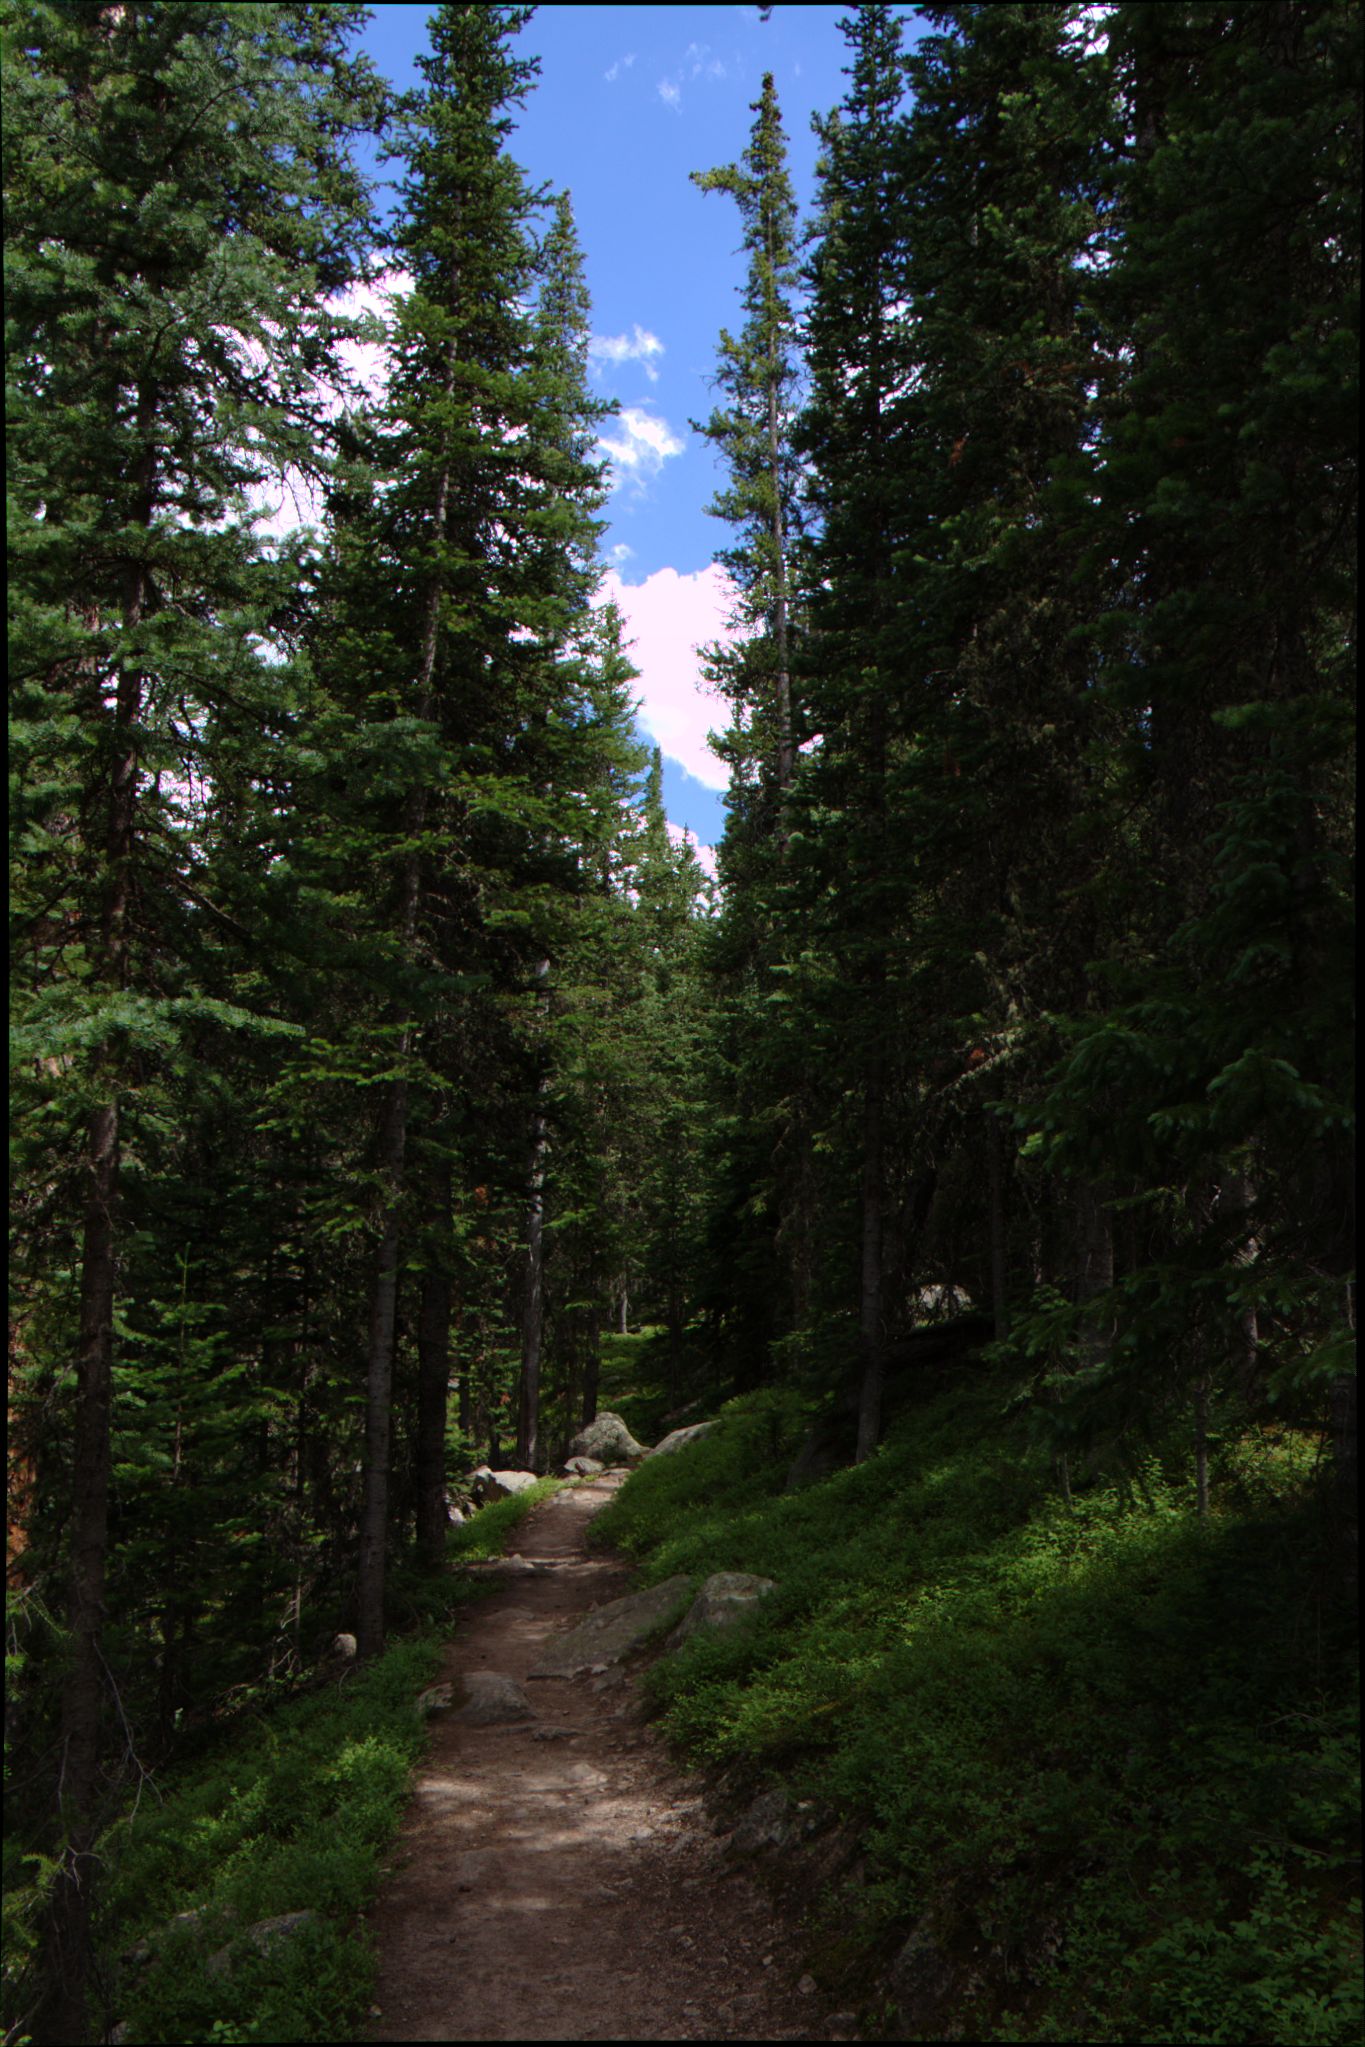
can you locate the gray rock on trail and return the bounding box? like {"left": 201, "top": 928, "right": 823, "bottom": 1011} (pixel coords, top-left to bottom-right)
{"left": 456, "top": 1671, "right": 536, "bottom": 1725}
{"left": 648, "top": 1420, "right": 719, "bottom": 1458}
{"left": 565, "top": 1411, "right": 649, "bottom": 1466}
{"left": 462, "top": 1552, "right": 544, "bottom": 1579}
{"left": 667, "top": 1571, "right": 778, "bottom": 1650}
{"left": 469, "top": 1466, "right": 540, "bottom": 1504}
{"left": 528, "top": 1575, "right": 694, "bottom": 1678}
{"left": 561, "top": 1454, "right": 605, "bottom": 1476}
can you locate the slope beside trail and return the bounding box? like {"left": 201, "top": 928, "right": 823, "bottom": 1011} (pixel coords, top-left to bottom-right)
{"left": 368, "top": 1473, "right": 842, "bottom": 2042}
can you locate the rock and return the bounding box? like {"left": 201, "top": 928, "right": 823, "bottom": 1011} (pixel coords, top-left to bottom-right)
{"left": 647, "top": 1420, "right": 719, "bottom": 1459}
{"left": 331, "top": 1631, "right": 357, "bottom": 1660}
{"left": 667, "top": 1571, "right": 777, "bottom": 1649}
{"left": 887, "top": 1919, "right": 959, "bottom": 2035}
{"left": 561, "top": 1454, "right": 605, "bottom": 1476}
{"left": 456, "top": 1670, "right": 535, "bottom": 1725}
{"left": 206, "top": 1909, "right": 317, "bottom": 1979}
{"left": 784, "top": 1411, "right": 856, "bottom": 1492}
{"left": 566, "top": 1411, "right": 650, "bottom": 1466}
{"left": 911, "top": 1283, "right": 973, "bottom": 1321}
{"left": 463, "top": 1552, "right": 542, "bottom": 1579}
{"left": 528, "top": 1574, "right": 693, "bottom": 1677}
{"left": 469, "top": 1467, "right": 540, "bottom": 1504}
{"left": 416, "top": 1682, "right": 454, "bottom": 1716}
{"left": 729, "top": 1787, "right": 796, "bottom": 1857}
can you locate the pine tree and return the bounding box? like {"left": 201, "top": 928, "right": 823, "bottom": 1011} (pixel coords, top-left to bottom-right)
{"left": 796, "top": 1, "right": 913, "bottom": 1459}
{"left": 6, "top": 3, "right": 382, "bottom": 2032}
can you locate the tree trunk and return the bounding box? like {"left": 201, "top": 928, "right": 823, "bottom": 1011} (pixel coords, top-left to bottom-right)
{"left": 355, "top": 380, "right": 452, "bottom": 1658}
{"left": 581, "top": 1305, "right": 601, "bottom": 1428}
{"left": 987, "top": 1113, "right": 1009, "bottom": 1343}
{"left": 767, "top": 376, "right": 794, "bottom": 793}
{"left": 414, "top": 1157, "right": 453, "bottom": 1571}
{"left": 517, "top": 980, "right": 551, "bottom": 1472}
{"left": 42, "top": 404, "right": 152, "bottom": 2036}
{"left": 855, "top": 1058, "right": 886, "bottom": 1464}
{"left": 357, "top": 1069, "right": 409, "bottom": 1660}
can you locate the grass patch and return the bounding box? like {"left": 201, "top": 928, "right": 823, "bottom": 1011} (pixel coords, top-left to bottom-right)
{"left": 597, "top": 1378, "right": 1361, "bottom": 2044}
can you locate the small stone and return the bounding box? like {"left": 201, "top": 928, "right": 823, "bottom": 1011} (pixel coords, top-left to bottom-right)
{"left": 798, "top": 1974, "right": 817, "bottom": 1994}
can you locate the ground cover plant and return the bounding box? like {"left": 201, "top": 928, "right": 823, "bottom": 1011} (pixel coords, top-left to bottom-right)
{"left": 4, "top": 1484, "right": 556, "bottom": 2047}
{"left": 595, "top": 1380, "right": 1361, "bottom": 2044}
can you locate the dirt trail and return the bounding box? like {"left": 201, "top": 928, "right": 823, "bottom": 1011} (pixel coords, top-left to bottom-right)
{"left": 368, "top": 1475, "right": 838, "bottom": 2041}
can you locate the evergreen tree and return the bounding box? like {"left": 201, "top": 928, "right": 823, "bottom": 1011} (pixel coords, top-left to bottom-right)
{"left": 795, "top": 1, "right": 913, "bottom": 1459}
{"left": 6, "top": 3, "right": 382, "bottom": 2032}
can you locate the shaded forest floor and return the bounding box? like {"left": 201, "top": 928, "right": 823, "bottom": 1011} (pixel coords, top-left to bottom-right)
{"left": 369, "top": 1473, "right": 835, "bottom": 2042}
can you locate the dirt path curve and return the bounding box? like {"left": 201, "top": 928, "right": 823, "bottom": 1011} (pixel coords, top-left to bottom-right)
{"left": 368, "top": 1475, "right": 836, "bottom": 2042}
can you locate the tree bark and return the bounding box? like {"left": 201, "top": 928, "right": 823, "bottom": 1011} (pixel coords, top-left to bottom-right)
{"left": 855, "top": 1051, "right": 886, "bottom": 1464}
{"left": 581, "top": 1305, "right": 601, "bottom": 1428}
{"left": 355, "top": 357, "right": 453, "bottom": 1659}
{"left": 414, "top": 1158, "right": 453, "bottom": 1571}
{"left": 517, "top": 963, "right": 552, "bottom": 1472}
{"left": 42, "top": 392, "right": 153, "bottom": 2037}
{"left": 987, "top": 1113, "right": 1009, "bottom": 1342}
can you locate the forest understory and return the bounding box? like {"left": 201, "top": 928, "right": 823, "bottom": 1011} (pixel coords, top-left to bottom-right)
{"left": 6, "top": 3, "right": 1357, "bottom": 2043}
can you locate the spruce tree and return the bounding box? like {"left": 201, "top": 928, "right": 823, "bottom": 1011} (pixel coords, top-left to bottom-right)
{"left": 6, "top": 3, "right": 381, "bottom": 2032}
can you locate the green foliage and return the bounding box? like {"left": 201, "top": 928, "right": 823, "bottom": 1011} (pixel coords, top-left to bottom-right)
{"left": 603, "top": 1383, "right": 1360, "bottom": 2044}
{"left": 446, "top": 1478, "right": 560, "bottom": 1564}
{"left": 94, "top": 1638, "right": 440, "bottom": 2045}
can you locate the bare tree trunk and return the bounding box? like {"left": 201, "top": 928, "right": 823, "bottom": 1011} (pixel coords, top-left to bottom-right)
{"left": 42, "top": 404, "right": 152, "bottom": 2036}
{"left": 1193, "top": 1375, "right": 1210, "bottom": 1518}
{"left": 855, "top": 1057, "right": 886, "bottom": 1464}
{"left": 357, "top": 1071, "right": 409, "bottom": 1659}
{"left": 517, "top": 966, "right": 552, "bottom": 1472}
{"left": 581, "top": 1304, "right": 601, "bottom": 1429}
{"left": 1215, "top": 1163, "right": 1259, "bottom": 1401}
{"left": 356, "top": 378, "right": 453, "bottom": 1659}
{"left": 414, "top": 1159, "right": 453, "bottom": 1571}
{"left": 767, "top": 376, "right": 794, "bottom": 793}
{"left": 1059, "top": 1176, "right": 1112, "bottom": 1500}
{"left": 987, "top": 1113, "right": 1009, "bottom": 1343}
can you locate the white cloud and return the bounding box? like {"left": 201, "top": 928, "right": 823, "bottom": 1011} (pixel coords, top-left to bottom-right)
{"left": 609, "top": 541, "right": 635, "bottom": 564}
{"left": 667, "top": 819, "right": 719, "bottom": 884}
{"left": 658, "top": 77, "right": 681, "bottom": 110}
{"left": 246, "top": 269, "right": 407, "bottom": 540}
{"left": 597, "top": 406, "right": 685, "bottom": 493}
{"left": 605, "top": 51, "right": 636, "bottom": 81}
{"left": 589, "top": 324, "right": 665, "bottom": 383}
{"left": 600, "top": 562, "right": 740, "bottom": 790}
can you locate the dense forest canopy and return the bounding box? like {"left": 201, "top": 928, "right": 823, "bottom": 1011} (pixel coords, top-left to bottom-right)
{"left": 5, "top": 3, "right": 1357, "bottom": 2041}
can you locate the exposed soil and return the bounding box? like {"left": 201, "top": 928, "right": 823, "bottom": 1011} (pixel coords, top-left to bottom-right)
{"left": 368, "top": 1475, "right": 844, "bottom": 2041}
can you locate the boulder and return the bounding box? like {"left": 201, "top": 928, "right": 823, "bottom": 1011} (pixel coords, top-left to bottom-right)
{"left": 331, "top": 1631, "right": 357, "bottom": 1660}
{"left": 469, "top": 1466, "right": 540, "bottom": 1504}
{"left": 416, "top": 1682, "right": 454, "bottom": 1716}
{"left": 207, "top": 1909, "right": 317, "bottom": 1979}
{"left": 456, "top": 1670, "right": 535, "bottom": 1725}
{"left": 528, "top": 1574, "right": 693, "bottom": 1678}
{"left": 561, "top": 1454, "right": 605, "bottom": 1477}
{"left": 667, "top": 1571, "right": 777, "bottom": 1650}
{"left": 648, "top": 1420, "right": 719, "bottom": 1459}
{"left": 566, "top": 1411, "right": 649, "bottom": 1466}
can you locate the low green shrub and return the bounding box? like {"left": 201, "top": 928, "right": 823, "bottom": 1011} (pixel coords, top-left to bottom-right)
{"left": 82, "top": 1478, "right": 560, "bottom": 2042}
{"left": 603, "top": 1381, "right": 1361, "bottom": 2044}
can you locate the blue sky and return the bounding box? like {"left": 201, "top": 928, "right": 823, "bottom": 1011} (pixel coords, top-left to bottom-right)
{"left": 352, "top": 2, "right": 869, "bottom": 856}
